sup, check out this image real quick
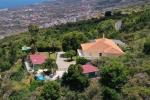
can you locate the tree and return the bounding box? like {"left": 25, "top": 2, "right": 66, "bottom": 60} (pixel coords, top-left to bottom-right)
{"left": 28, "top": 24, "right": 39, "bottom": 35}
{"left": 40, "top": 81, "right": 61, "bottom": 100}
{"left": 61, "top": 64, "right": 89, "bottom": 91}
{"left": 62, "top": 31, "right": 88, "bottom": 51}
{"left": 29, "top": 80, "right": 43, "bottom": 92}
{"left": 76, "top": 57, "right": 89, "bottom": 65}
{"left": 43, "top": 58, "right": 58, "bottom": 75}
{"left": 143, "top": 38, "right": 150, "bottom": 55}
{"left": 102, "top": 87, "right": 122, "bottom": 100}
{"left": 0, "top": 61, "right": 11, "bottom": 72}
{"left": 50, "top": 41, "right": 56, "bottom": 53}
{"left": 105, "top": 11, "right": 112, "bottom": 17}
{"left": 100, "top": 58, "right": 127, "bottom": 100}
{"left": 100, "top": 59, "right": 127, "bottom": 91}
{"left": 7, "top": 42, "right": 17, "bottom": 64}
{"left": 28, "top": 24, "right": 39, "bottom": 52}
{"left": 113, "top": 10, "right": 122, "bottom": 16}
{"left": 64, "top": 50, "right": 76, "bottom": 61}
{"left": 97, "top": 19, "right": 115, "bottom": 35}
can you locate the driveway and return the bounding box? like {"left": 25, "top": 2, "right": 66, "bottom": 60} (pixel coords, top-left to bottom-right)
{"left": 24, "top": 60, "right": 34, "bottom": 73}
{"left": 56, "top": 52, "right": 76, "bottom": 71}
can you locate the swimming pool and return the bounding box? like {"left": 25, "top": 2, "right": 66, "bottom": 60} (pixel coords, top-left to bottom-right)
{"left": 36, "top": 74, "right": 45, "bottom": 81}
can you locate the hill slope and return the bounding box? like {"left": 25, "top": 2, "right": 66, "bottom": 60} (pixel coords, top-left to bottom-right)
{"left": 0, "top": 4, "right": 150, "bottom": 100}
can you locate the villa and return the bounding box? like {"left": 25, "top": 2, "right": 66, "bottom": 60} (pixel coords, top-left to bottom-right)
{"left": 78, "top": 37, "right": 125, "bottom": 59}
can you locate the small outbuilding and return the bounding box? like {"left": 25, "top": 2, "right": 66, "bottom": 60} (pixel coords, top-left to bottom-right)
{"left": 22, "top": 45, "right": 31, "bottom": 51}
{"left": 30, "top": 53, "right": 47, "bottom": 70}
{"left": 82, "top": 64, "right": 99, "bottom": 78}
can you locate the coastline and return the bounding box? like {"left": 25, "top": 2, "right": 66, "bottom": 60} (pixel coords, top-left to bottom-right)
{"left": 0, "top": 0, "right": 149, "bottom": 39}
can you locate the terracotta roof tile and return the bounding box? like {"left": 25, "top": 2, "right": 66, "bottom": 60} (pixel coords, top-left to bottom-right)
{"left": 82, "top": 64, "right": 98, "bottom": 74}
{"left": 81, "top": 38, "right": 124, "bottom": 55}
{"left": 30, "top": 53, "right": 47, "bottom": 65}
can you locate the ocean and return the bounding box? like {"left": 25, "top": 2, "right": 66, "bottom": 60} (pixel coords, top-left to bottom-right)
{"left": 0, "top": 0, "right": 54, "bottom": 9}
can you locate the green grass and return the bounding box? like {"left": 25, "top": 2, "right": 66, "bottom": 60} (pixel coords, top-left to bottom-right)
{"left": 41, "top": 52, "right": 57, "bottom": 60}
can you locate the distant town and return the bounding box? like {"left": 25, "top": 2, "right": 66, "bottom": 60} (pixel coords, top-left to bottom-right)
{"left": 0, "top": 0, "right": 148, "bottom": 38}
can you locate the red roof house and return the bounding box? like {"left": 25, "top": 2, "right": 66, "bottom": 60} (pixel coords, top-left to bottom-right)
{"left": 82, "top": 64, "right": 99, "bottom": 78}
{"left": 30, "top": 53, "right": 47, "bottom": 65}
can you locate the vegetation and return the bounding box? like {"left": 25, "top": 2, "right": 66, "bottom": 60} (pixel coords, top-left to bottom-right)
{"left": 61, "top": 64, "right": 89, "bottom": 91}
{"left": 64, "top": 50, "right": 76, "bottom": 61}
{"left": 0, "top": 4, "right": 150, "bottom": 100}
{"left": 28, "top": 24, "right": 39, "bottom": 36}
{"left": 76, "top": 57, "right": 89, "bottom": 65}
{"left": 143, "top": 38, "right": 150, "bottom": 55}
{"left": 100, "top": 58, "right": 127, "bottom": 91}
{"left": 62, "top": 31, "right": 88, "bottom": 51}
{"left": 40, "top": 81, "right": 61, "bottom": 100}
{"left": 43, "top": 58, "right": 58, "bottom": 74}
{"left": 100, "top": 58, "right": 127, "bottom": 100}
{"left": 29, "top": 80, "right": 43, "bottom": 92}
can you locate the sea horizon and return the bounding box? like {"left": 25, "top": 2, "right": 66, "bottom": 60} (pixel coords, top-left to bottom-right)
{"left": 0, "top": 0, "right": 55, "bottom": 9}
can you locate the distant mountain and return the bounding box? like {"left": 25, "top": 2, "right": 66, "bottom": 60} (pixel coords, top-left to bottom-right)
{"left": 90, "top": 0, "right": 150, "bottom": 10}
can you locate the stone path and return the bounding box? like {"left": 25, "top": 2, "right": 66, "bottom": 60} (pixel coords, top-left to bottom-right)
{"left": 56, "top": 52, "right": 76, "bottom": 71}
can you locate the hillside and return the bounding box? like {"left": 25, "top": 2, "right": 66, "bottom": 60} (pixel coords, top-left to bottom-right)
{"left": 0, "top": 4, "right": 150, "bottom": 100}
{"left": 0, "top": 0, "right": 150, "bottom": 37}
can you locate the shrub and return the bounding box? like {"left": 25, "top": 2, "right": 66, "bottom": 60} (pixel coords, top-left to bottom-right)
{"left": 0, "top": 61, "right": 11, "bottom": 72}
{"left": 40, "top": 81, "right": 61, "bottom": 100}
{"left": 61, "top": 64, "right": 89, "bottom": 91}
{"left": 64, "top": 50, "right": 76, "bottom": 61}
{"left": 10, "top": 67, "right": 25, "bottom": 81}
{"left": 102, "top": 87, "right": 122, "bottom": 100}
{"left": 62, "top": 31, "right": 88, "bottom": 51}
{"left": 76, "top": 57, "right": 89, "bottom": 65}
{"left": 29, "top": 80, "right": 44, "bottom": 91}
{"left": 143, "top": 38, "right": 150, "bottom": 55}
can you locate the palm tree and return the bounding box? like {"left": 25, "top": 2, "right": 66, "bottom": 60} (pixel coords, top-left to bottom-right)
{"left": 28, "top": 24, "right": 39, "bottom": 53}
{"left": 44, "top": 58, "right": 58, "bottom": 75}
{"left": 49, "top": 41, "right": 55, "bottom": 58}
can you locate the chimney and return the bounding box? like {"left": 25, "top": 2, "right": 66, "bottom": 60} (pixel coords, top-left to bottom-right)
{"left": 103, "top": 33, "right": 105, "bottom": 38}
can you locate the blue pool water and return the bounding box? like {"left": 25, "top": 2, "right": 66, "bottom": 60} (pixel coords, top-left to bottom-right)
{"left": 37, "top": 75, "right": 45, "bottom": 81}
{"left": 0, "top": 0, "right": 55, "bottom": 9}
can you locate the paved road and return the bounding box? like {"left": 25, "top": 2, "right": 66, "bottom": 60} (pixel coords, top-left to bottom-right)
{"left": 56, "top": 52, "right": 76, "bottom": 71}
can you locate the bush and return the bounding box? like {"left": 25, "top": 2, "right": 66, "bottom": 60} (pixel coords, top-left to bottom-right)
{"left": 9, "top": 89, "right": 30, "bottom": 100}
{"left": 76, "top": 57, "right": 89, "bottom": 65}
{"left": 64, "top": 50, "right": 76, "bottom": 61}
{"left": 10, "top": 67, "right": 25, "bottom": 81}
{"left": 105, "top": 11, "right": 112, "bottom": 17}
{"left": 0, "top": 61, "right": 11, "bottom": 72}
{"left": 40, "top": 81, "right": 61, "bottom": 100}
{"left": 62, "top": 31, "right": 88, "bottom": 51}
{"left": 100, "top": 58, "right": 127, "bottom": 91}
{"left": 102, "top": 87, "right": 122, "bottom": 100}
{"left": 29, "top": 80, "right": 44, "bottom": 91}
{"left": 143, "top": 38, "right": 150, "bottom": 55}
{"left": 61, "top": 64, "right": 89, "bottom": 91}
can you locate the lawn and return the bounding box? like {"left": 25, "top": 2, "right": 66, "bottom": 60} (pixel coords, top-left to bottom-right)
{"left": 41, "top": 52, "right": 57, "bottom": 60}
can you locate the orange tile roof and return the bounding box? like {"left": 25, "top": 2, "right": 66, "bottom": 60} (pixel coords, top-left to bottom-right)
{"left": 81, "top": 38, "right": 124, "bottom": 55}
